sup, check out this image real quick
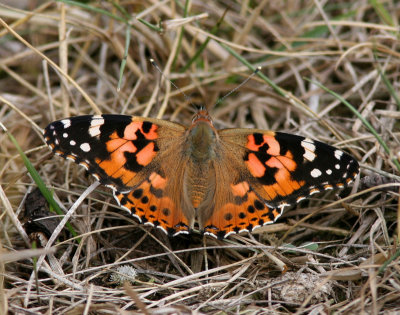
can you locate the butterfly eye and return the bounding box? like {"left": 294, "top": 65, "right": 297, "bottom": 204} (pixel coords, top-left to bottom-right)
{"left": 192, "top": 113, "right": 199, "bottom": 123}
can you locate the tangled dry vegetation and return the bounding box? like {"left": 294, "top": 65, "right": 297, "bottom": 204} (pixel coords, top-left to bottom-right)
{"left": 1, "top": 1, "right": 399, "bottom": 314}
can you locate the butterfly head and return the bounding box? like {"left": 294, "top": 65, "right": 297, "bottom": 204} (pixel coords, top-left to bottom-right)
{"left": 192, "top": 107, "right": 213, "bottom": 126}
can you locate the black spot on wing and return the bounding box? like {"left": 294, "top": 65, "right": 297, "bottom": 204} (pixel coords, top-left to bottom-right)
{"left": 124, "top": 151, "right": 145, "bottom": 173}
{"left": 132, "top": 189, "right": 143, "bottom": 199}
{"left": 247, "top": 205, "right": 255, "bottom": 213}
{"left": 142, "top": 121, "right": 152, "bottom": 134}
{"left": 150, "top": 186, "right": 163, "bottom": 198}
{"left": 253, "top": 133, "right": 264, "bottom": 145}
{"left": 99, "top": 115, "right": 133, "bottom": 140}
{"left": 273, "top": 132, "right": 306, "bottom": 166}
{"left": 244, "top": 149, "right": 278, "bottom": 186}
{"left": 254, "top": 200, "right": 265, "bottom": 210}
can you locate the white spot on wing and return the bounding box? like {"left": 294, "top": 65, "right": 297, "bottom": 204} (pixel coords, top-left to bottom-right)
{"left": 105, "top": 184, "right": 117, "bottom": 190}
{"left": 174, "top": 230, "right": 189, "bottom": 236}
{"left": 335, "top": 150, "right": 343, "bottom": 160}
{"left": 309, "top": 189, "right": 320, "bottom": 195}
{"left": 297, "top": 196, "right": 306, "bottom": 203}
{"left": 326, "top": 169, "right": 332, "bottom": 175}
{"left": 79, "top": 162, "right": 89, "bottom": 170}
{"left": 204, "top": 232, "right": 218, "bottom": 239}
{"left": 80, "top": 142, "right": 91, "bottom": 152}
{"left": 63, "top": 133, "right": 68, "bottom": 138}
{"left": 89, "top": 115, "right": 105, "bottom": 137}
{"left": 301, "top": 139, "right": 316, "bottom": 162}
{"left": 61, "top": 119, "right": 71, "bottom": 129}
{"left": 154, "top": 223, "right": 167, "bottom": 231}
{"left": 70, "top": 140, "right": 76, "bottom": 146}
{"left": 303, "top": 150, "right": 316, "bottom": 162}
{"left": 278, "top": 203, "right": 288, "bottom": 210}
{"left": 224, "top": 231, "right": 236, "bottom": 238}
{"left": 311, "top": 168, "right": 322, "bottom": 178}
{"left": 335, "top": 164, "right": 340, "bottom": 169}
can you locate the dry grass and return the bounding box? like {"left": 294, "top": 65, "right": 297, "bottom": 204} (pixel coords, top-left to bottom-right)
{"left": 1, "top": 1, "right": 400, "bottom": 314}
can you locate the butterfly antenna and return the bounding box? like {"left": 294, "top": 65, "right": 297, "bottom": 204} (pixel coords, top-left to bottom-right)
{"left": 214, "top": 66, "right": 261, "bottom": 107}
{"left": 150, "top": 59, "right": 197, "bottom": 110}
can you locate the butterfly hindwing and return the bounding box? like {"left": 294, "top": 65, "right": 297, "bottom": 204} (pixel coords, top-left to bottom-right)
{"left": 114, "top": 171, "right": 191, "bottom": 236}
{"left": 202, "top": 180, "right": 282, "bottom": 239}
{"left": 113, "top": 137, "right": 195, "bottom": 236}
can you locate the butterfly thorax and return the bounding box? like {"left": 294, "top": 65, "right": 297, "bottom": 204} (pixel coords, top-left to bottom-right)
{"left": 187, "top": 121, "right": 217, "bottom": 161}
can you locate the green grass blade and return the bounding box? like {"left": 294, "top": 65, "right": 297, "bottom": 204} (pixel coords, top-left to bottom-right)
{"left": 171, "top": 0, "right": 189, "bottom": 70}
{"left": 1, "top": 123, "right": 79, "bottom": 239}
{"left": 181, "top": 7, "right": 229, "bottom": 72}
{"left": 376, "top": 62, "right": 400, "bottom": 110}
{"left": 369, "top": 0, "right": 394, "bottom": 26}
{"left": 57, "top": 0, "right": 127, "bottom": 23}
{"left": 108, "top": 0, "right": 131, "bottom": 20}
{"left": 378, "top": 247, "right": 400, "bottom": 275}
{"left": 137, "top": 18, "right": 163, "bottom": 32}
{"left": 117, "top": 25, "right": 131, "bottom": 92}
{"left": 219, "top": 42, "right": 286, "bottom": 97}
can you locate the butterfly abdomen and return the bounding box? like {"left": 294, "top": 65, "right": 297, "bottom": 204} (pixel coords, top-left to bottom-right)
{"left": 184, "top": 160, "right": 215, "bottom": 207}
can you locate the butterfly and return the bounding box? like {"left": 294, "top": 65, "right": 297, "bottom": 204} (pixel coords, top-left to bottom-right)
{"left": 43, "top": 108, "right": 359, "bottom": 239}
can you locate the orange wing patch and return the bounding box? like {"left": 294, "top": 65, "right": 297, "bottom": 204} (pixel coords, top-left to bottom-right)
{"left": 96, "top": 121, "right": 160, "bottom": 187}
{"left": 114, "top": 172, "right": 190, "bottom": 236}
{"left": 203, "top": 186, "right": 281, "bottom": 239}
{"left": 245, "top": 133, "right": 306, "bottom": 203}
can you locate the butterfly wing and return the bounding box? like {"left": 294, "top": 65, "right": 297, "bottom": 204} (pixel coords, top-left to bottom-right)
{"left": 201, "top": 129, "right": 359, "bottom": 238}
{"left": 44, "top": 114, "right": 192, "bottom": 235}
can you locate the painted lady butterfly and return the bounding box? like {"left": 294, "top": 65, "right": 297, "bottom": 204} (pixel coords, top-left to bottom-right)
{"left": 43, "top": 108, "right": 359, "bottom": 239}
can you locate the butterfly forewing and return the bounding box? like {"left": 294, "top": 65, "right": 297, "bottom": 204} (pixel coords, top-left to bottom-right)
{"left": 218, "top": 129, "right": 359, "bottom": 208}
{"left": 44, "top": 115, "right": 185, "bottom": 190}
